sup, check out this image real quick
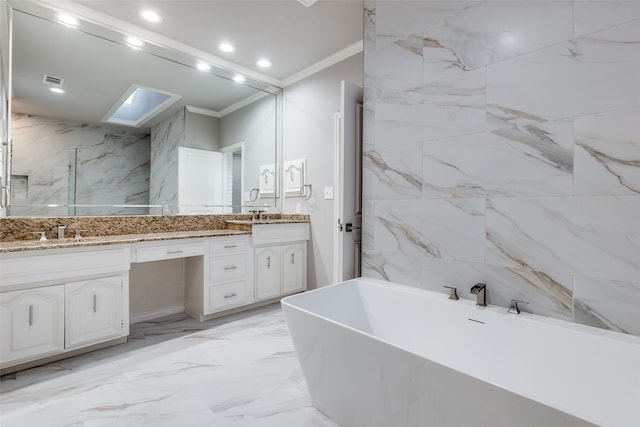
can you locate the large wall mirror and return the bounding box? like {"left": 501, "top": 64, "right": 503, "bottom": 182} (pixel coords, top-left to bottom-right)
{"left": 3, "top": 1, "right": 281, "bottom": 217}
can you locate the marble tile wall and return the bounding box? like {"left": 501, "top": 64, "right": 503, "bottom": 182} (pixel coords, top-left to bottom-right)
{"left": 149, "top": 108, "right": 184, "bottom": 206}
{"left": 10, "top": 113, "right": 150, "bottom": 216}
{"left": 362, "top": 1, "right": 640, "bottom": 336}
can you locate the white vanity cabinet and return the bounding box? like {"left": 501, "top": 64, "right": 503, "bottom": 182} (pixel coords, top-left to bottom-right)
{"left": 0, "top": 246, "right": 130, "bottom": 371}
{"left": 184, "top": 235, "right": 254, "bottom": 321}
{"left": 281, "top": 243, "right": 306, "bottom": 294}
{"left": 65, "top": 276, "right": 124, "bottom": 349}
{"left": 255, "top": 246, "right": 282, "bottom": 300}
{"left": 253, "top": 223, "right": 308, "bottom": 302}
{"left": 0, "top": 285, "right": 65, "bottom": 365}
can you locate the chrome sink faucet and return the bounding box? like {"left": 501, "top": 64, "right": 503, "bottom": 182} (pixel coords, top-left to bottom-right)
{"left": 470, "top": 283, "right": 487, "bottom": 306}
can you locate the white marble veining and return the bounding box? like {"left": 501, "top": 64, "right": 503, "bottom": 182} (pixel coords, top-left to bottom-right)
{"left": 0, "top": 305, "right": 337, "bottom": 427}
{"left": 363, "top": 143, "right": 422, "bottom": 199}
{"left": 422, "top": 1, "right": 572, "bottom": 84}
{"left": 574, "top": 107, "right": 640, "bottom": 195}
{"left": 361, "top": 249, "right": 422, "bottom": 287}
{"left": 487, "top": 19, "right": 640, "bottom": 122}
{"left": 574, "top": 276, "right": 640, "bottom": 336}
{"left": 485, "top": 196, "right": 640, "bottom": 283}
{"left": 420, "top": 257, "right": 574, "bottom": 321}
{"left": 422, "top": 119, "right": 573, "bottom": 197}
{"left": 364, "top": 0, "right": 640, "bottom": 336}
{"left": 374, "top": 198, "right": 485, "bottom": 262}
{"left": 149, "top": 108, "right": 183, "bottom": 206}
{"left": 10, "top": 113, "right": 150, "bottom": 216}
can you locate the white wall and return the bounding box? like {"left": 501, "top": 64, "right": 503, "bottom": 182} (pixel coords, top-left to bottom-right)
{"left": 283, "top": 53, "right": 364, "bottom": 290}
{"left": 184, "top": 110, "right": 220, "bottom": 150}
{"left": 219, "top": 95, "right": 277, "bottom": 210}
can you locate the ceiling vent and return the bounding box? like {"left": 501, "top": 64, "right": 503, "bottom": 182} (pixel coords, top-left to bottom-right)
{"left": 297, "top": 0, "right": 319, "bottom": 7}
{"left": 42, "top": 74, "right": 64, "bottom": 88}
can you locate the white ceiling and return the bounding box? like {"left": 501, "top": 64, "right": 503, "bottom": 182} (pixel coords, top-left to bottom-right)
{"left": 70, "top": 0, "right": 364, "bottom": 82}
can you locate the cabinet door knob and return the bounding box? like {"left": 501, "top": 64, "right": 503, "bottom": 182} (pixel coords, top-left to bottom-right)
{"left": 224, "top": 266, "right": 238, "bottom": 271}
{"left": 224, "top": 245, "right": 238, "bottom": 249}
{"left": 93, "top": 294, "right": 97, "bottom": 313}
{"left": 224, "top": 293, "right": 237, "bottom": 299}
{"left": 166, "top": 250, "right": 184, "bottom": 255}
{"left": 266, "top": 256, "right": 271, "bottom": 268}
{"left": 28, "top": 305, "right": 33, "bottom": 326}
{"left": 291, "top": 253, "right": 295, "bottom": 264}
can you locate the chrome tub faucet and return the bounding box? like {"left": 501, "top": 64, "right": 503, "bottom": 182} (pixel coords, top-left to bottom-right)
{"left": 508, "top": 299, "right": 529, "bottom": 314}
{"left": 470, "top": 283, "right": 486, "bottom": 306}
{"left": 443, "top": 285, "right": 459, "bottom": 300}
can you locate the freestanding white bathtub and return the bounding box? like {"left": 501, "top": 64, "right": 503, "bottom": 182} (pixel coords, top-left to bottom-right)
{"left": 282, "top": 278, "right": 640, "bottom": 427}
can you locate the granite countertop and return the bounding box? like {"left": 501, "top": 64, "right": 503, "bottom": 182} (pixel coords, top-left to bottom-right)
{"left": 0, "top": 229, "right": 251, "bottom": 253}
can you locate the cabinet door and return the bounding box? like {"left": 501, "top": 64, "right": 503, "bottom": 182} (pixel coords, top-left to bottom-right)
{"left": 65, "top": 276, "right": 123, "bottom": 349}
{"left": 255, "top": 247, "right": 281, "bottom": 301}
{"left": 282, "top": 243, "right": 306, "bottom": 294}
{"left": 0, "top": 285, "right": 64, "bottom": 366}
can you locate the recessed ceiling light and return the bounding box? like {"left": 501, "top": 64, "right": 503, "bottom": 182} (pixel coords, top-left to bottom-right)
{"left": 139, "top": 10, "right": 161, "bottom": 23}
{"left": 196, "top": 62, "right": 210, "bottom": 72}
{"left": 233, "top": 75, "right": 246, "bottom": 83}
{"left": 126, "top": 37, "right": 144, "bottom": 49}
{"left": 257, "top": 59, "right": 272, "bottom": 68}
{"left": 56, "top": 13, "right": 79, "bottom": 27}
{"left": 218, "top": 42, "right": 235, "bottom": 53}
{"left": 49, "top": 87, "right": 65, "bottom": 94}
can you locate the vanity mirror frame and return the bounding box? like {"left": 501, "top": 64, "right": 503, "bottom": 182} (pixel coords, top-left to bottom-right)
{"left": 1, "top": 0, "right": 284, "bottom": 218}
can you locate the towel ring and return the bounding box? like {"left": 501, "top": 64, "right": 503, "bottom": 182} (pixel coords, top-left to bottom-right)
{"left": 300, "top": 184, "right": 312, "bottom": 201}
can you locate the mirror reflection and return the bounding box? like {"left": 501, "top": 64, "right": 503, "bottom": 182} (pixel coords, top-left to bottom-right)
{"left": 7, "top": 6, "right": 280, "bottom": 216}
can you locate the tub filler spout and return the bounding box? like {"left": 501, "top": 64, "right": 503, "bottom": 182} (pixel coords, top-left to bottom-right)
{"left": 470, "top": 283, "right": 486, "bottom": 306}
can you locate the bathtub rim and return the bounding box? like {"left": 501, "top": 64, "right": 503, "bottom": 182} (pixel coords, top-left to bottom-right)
{"left": 282, "top": 277, "right": 640, "bottom": 426}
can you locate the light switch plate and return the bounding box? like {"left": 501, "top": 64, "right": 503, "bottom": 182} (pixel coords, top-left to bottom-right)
{"left": 324, "top": 186, "right": 334, "bottom": 200}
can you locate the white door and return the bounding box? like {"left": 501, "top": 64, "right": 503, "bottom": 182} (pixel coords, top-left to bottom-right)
{"left": 178, "top": 147, "right": 223, "bottom": 214}
{"left": 333, "top": 81, "right": 363, "bottom": 283}
{"left": 65, "top": 276, "right": 123, "bottom": 349}
{"left": 0, "top": 285, "right": 65, "bottom": 366}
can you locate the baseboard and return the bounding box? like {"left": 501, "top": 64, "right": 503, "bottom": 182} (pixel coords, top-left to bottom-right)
{"left": 130, "top": 304, "right": 185, "bottom": 324}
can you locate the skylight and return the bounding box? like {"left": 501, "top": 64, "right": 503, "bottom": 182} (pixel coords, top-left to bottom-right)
{"left": 103, "top": 85, "right": 181, "bottom": 127}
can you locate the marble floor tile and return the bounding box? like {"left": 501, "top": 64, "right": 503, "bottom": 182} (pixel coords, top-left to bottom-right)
{"left": 0, "top": 304, "right": 339, "bottom": 427}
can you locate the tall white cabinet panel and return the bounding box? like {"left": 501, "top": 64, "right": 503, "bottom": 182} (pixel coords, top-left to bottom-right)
{"left": 178, "top": 147, "right": 223, "bottom": 214}
{"left": 282, "top": 243, "right": 306, "bottom": 294}
{"left": 65, "top": 276, "right": 123, "bottom": 349}
{"left": 0, "top": 286, "right": 64, "bottom": 366}
{"left": 255, "top": 246, "right": 281, "bottom": 301}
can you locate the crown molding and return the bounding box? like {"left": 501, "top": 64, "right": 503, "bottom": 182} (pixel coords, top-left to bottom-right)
{"left": 280, "top": 40, "right": 363, "bottom": 88}
{"left": 185, "top": 105, "right": 221, "bottom": 118}
{"left": 218, "top": 92, "right": 271, "bottom": 117}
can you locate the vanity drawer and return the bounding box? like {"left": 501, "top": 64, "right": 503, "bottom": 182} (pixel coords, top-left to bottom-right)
{"left": 0, "top": 247, "right": 130, "bottom": 290}
{"left": 207, "top": 281, "right": 247, "bottom": 313}
{"left": 252, "top": 223, "right": 309, "bottom": 246}
{"left": 210, "top": 236, "right": 250, "bottom": 255}
{"left": 210, "top": 254, "right": 247, "bottom": 283}
{"left": 134, "top": 240, "right": 206, "bottom": 263}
